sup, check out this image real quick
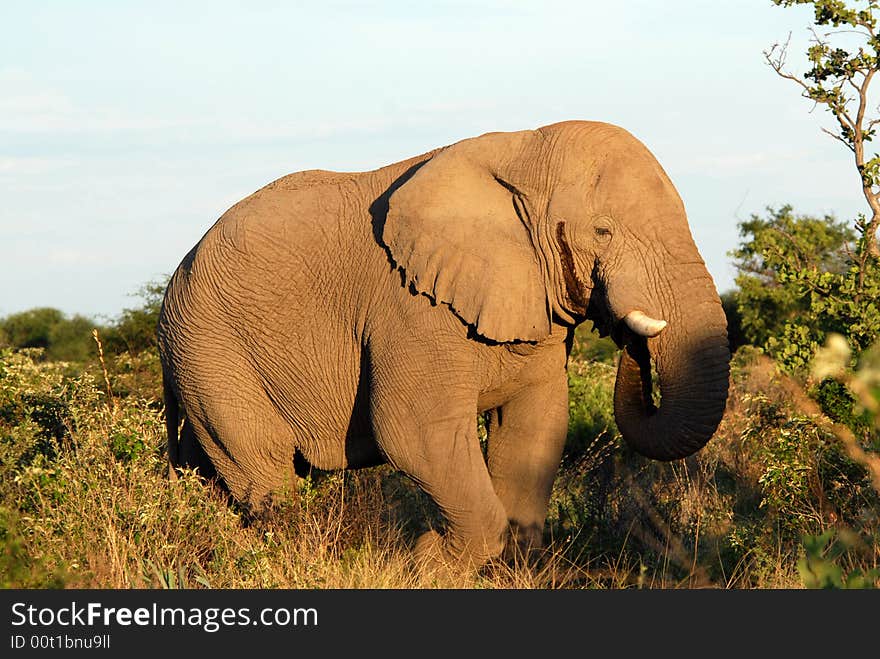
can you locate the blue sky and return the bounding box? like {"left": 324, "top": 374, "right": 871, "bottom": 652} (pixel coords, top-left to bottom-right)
{"left": 0, "top": 1, "right": 871, "bottom": 319}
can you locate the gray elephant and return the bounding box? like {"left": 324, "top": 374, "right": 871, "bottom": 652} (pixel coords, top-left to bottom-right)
{"left": 158, "top": 120, "right": 730, "bottom": 569}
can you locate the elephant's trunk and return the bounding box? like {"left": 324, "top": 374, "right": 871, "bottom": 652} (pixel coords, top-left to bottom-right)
{"left": 612, "top": 272, "right": 730, "bottom": 461}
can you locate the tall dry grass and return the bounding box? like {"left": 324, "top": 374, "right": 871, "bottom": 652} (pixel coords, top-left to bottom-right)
{"left": 1, "top": 335, "right": 878, "bottom": 589}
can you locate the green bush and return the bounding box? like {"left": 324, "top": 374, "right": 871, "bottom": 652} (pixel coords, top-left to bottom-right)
{"left": 728, "top": 205, "right": 880, "bottom": 372}
{"left": 101, "top": 278, "right": 168, "bottom": 356}
{"left": 0, "top": 507, "right": 66, "bottom": 588}
{"left": 565, "top": 359, "right": 617, "bottom": 458}
{"left": 0, "top": 302, "right": 876, "bottom": 588}
{"left": 1, "top": 308, "right": 65, "bottom": 351}
{"left": 812, "top": 378, "right": 873, "bottom": 439}
{"left": 742, "top": 392, "right": 878, "bottom": 535}
{"left": 0, "top": 308, "right": 97, "bottom": 363}
{"left": 0, "top": 277, "right": 170, "bottom": 366}
{"left": 568, "top": 324, "right": 618, "bottom": 365}
{"left": 799, "top": 529, "right": 880, "bottom": 589}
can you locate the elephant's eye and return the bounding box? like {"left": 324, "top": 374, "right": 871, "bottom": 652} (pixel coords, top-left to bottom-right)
{"left": 594, "top": 226, "right": 613, "bottom": 241}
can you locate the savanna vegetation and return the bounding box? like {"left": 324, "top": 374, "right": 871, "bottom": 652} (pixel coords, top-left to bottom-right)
{"left": 2, "top": 0, "right": 879, "bottom": 588}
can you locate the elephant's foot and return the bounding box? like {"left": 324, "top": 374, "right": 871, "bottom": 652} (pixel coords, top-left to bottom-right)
{"left": 501, "top": 522, "right": 544, "bottom": 565}
{"left": 413, "top": 528, "right": 507, "bottom": 583}
{"left": 243, "top": 474, "right": 301, "bottom": 523}
{"left": 413, "top": 531, "right": 468, "bottom": 584}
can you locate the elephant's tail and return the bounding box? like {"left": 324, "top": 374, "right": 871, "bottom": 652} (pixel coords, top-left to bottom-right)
{"left": 163, "top": 370, "right": 180, "bottom": 481}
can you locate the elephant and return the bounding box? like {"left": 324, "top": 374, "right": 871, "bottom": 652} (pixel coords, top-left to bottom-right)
{"left": 158, "top": 120, "right": 730, "bottom": 570}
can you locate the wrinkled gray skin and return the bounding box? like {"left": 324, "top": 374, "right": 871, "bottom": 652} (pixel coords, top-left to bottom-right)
{"left": 158, "top": 120, "right": 729, "bottom": 570}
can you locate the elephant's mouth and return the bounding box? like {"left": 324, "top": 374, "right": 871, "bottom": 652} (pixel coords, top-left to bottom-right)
{"left": 615, "top": 329, "right": 659, "bottom": 416}
{"left": 584, "top": 287, "right": 616, "bottom": 342}
{"left": 585, "top": 293, "right": 661, "bottom": 417}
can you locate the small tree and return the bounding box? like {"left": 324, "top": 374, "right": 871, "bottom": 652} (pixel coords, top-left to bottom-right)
{"left": 729, "top": 205, "right": 880, "bottom": 371}
{"left": 102, "top": 278, "right": 169, "bottom": 355}
{"left": 0, "top": 308, "right": 65, "bottom": 352}
{"left": 766, "top": 0, "right": 880, "bottom": 257}
{"left": 0, "top": 308, "right": 97, "bottom": 363}
{"left": 757, "top": 1, "right": 880, "bottom": 370}
{"left": 731, "top": 206, "right": 852, "bottom": 343}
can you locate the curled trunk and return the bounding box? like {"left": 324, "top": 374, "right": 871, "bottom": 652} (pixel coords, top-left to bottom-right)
{"left": 613, "top": 288, "right": 730, "bottom": 461}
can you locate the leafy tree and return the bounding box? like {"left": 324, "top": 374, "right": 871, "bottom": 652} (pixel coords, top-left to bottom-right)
{"left": 746, "top": 1, "right": 880, "bottom": 371}
{"left": 0, "top": 308, "right": 97, "bottom": 362}
{"left": 0, "top": 277, "right": 169, "bottom": 363}
{"left": 45, "top": 315, "right": 97, "bottom": 363}
{"left": 720, "top": 290, "right": 747, "bottom": 353}
{"left": 767, "top": 0, "right": 880, "bottom": 255}
{"left": 102, "top": 278, "right": 168, "bottom": 355}
{"left": 730, "top": 205, "right": 853, "bottom": 349}
{"left": 0, "top": 308, "right": 65, "bottom": 351}
{"left": 730, "top": 205, "right": 880, "bottom": 371}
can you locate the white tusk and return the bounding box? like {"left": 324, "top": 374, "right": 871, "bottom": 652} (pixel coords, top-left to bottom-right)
{"left": 623, "top": 310, "right": 667, "bottom": 337}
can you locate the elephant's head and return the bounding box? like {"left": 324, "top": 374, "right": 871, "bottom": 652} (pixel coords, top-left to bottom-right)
{"left": 383, "top": 120, "right": 730, "bottom": 461}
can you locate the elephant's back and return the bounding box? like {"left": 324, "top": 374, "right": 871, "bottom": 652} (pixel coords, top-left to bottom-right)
{"left": 159, "top": 153, "right": 443, "bottom": 346}
{"left": 262, "top": 168, "right": 359, "bottom": 193}
{"left": 191, "top": 173, "right": 377, "bottom": 306}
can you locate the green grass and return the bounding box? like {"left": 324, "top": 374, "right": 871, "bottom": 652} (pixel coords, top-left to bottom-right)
{"left": 0, "top": 338, "right": 877, "bottom": 589}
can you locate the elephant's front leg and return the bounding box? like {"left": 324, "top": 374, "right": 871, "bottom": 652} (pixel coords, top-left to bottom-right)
{"left": 485, "top": 368, "right": 569, "bottom": 559}
{"left": 369, "top": 357, "right": 508, "bottom": 571}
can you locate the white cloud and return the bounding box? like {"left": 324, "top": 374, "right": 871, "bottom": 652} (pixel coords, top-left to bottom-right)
{"left": 688, "top": 150, "right": 801, "bottom": 175}
{"left": 0, "top": 156, "right": 77, "bottom": 175}
{"left": 0, "top": 68, "right": 490, "bottom": 144}
{"left": 0, "top": 70, "right": 200, "bottom": 136}
{"left": 45, "top": 247, "right": 96, "bottom": 266}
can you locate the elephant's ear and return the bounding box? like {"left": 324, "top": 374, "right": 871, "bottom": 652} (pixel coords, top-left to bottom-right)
{"left": 384, "top": 132, "right": 550, "bottom": 343}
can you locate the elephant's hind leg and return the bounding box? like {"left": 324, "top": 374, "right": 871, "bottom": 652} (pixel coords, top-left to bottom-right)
{"left": 183, "top": 393, "right": 299, "bottom": 514}
{"left": 169, "top": 418, "right": 217, "bottom": 480}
